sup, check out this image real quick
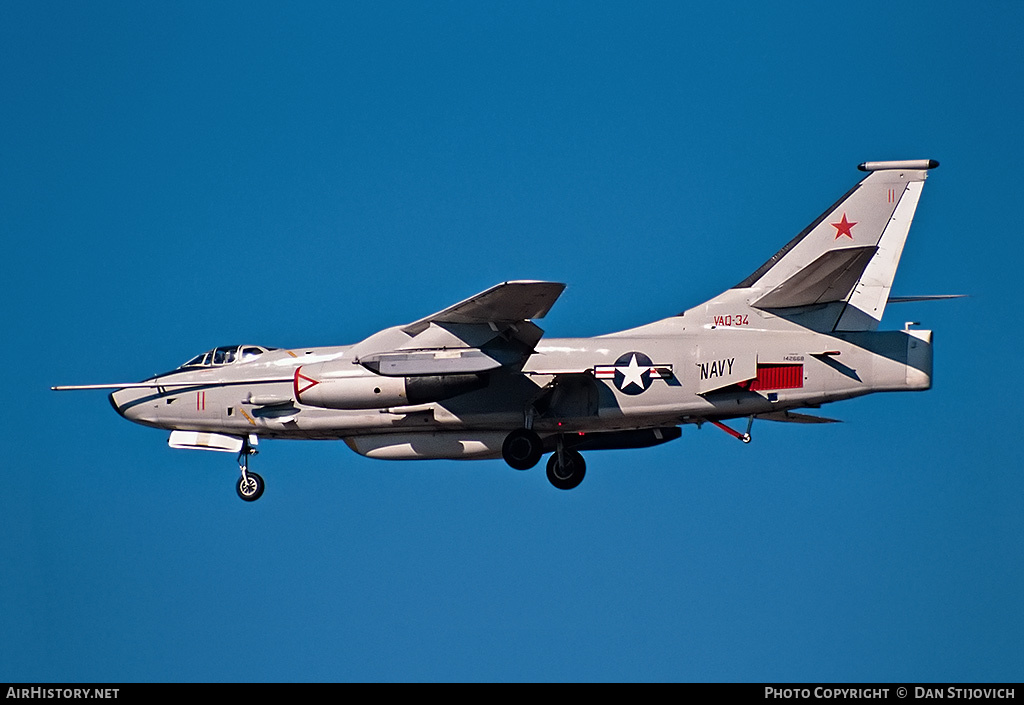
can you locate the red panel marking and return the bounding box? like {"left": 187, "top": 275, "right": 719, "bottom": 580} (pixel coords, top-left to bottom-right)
{"left": 749, "top": 364, "right": 804, "bottom": 391}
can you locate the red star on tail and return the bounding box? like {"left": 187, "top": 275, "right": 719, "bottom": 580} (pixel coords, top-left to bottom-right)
{"left": 831, "top": 213, "right": 857, "bottom": 239}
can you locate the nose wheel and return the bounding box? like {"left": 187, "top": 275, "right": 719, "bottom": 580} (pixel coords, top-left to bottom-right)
{"left": 236, "top": 441, "right": 264, "bottom": 502}
{"left": 236, "top": 471, "right": 264, "bottom": 501}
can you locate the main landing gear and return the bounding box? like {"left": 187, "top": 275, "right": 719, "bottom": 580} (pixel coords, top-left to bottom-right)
{"left": 236, "top": 439, "right": 264, "bottom": 502}
{"left": 502, "top": 428, "right": 587, "bottom": 490}
{"left": 546, "top": 445, "right": 586, "bottom": 491}
{"left": 502, "top": 428, "right": 544, "bottom": 470}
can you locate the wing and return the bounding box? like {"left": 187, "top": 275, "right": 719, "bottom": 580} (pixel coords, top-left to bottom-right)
{"left": 401, "top": 280, "right": 566, "bottom": 336}
{"left": 351, "top": 281, "right": 567, "bottom": 377}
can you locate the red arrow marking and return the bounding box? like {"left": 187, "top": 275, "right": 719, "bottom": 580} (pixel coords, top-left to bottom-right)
{"left": 293, "top": 368, "right": 320, "bottom": 401}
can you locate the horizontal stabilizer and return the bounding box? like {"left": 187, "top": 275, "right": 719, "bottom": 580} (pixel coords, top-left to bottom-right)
{"left": 751, "top": 246, "right": 876, "bottom": 309}
{"left": 887, "top": 294, "right": 967, "bottom": 303}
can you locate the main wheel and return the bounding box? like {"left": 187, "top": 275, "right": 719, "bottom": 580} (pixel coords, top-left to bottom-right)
{"left": 236, "top": 472, "right": 265, "bottom": 502}
{"left": 502, "top": 428, "right": 544, "bottom": 470}
{"left": 546, "top": 449, "right": 586, "bottom": 490}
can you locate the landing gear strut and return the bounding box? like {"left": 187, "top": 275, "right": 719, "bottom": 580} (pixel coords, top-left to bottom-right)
{"left": 546, "top": 440, "right": 586, "bottom": 490}
{"left": 236, "top": 439, "right": 264, "bottom": 502}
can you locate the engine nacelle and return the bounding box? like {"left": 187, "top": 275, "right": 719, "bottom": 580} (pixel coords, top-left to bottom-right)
{"left": 294, "top": 361, "right": 487, "bottom": 410}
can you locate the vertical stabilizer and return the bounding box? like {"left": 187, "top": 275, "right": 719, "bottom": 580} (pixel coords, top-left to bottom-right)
{"left": 686, "top": 160, "right": 937, "bottom": 332}
{"left": 833, "top": 163, "right": 932, "bottom": 330}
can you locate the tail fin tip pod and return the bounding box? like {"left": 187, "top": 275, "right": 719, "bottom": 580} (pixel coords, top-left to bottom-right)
{"left": 859, "top": 159, "right": 939, "bottom": 172}
{"left": 690, "top": 159, "right": 939, "bottom": 332}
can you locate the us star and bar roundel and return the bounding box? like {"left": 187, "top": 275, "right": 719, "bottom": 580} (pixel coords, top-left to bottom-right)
{"left": 594, "top": 352, "right": 674, "bottom": 395}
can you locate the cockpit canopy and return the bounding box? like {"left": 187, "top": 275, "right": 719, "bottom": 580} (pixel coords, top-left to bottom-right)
{"left": 179, "top": 345, "right": 276, "bottom": 369}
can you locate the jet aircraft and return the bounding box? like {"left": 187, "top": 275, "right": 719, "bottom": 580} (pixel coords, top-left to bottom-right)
{"left": 55, "top": 159, "right": 949, "bottom": 500}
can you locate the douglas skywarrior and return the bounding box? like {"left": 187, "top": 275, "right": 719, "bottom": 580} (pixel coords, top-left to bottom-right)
{"left": 55, "top": 159, "right": 957, "bottom": 501}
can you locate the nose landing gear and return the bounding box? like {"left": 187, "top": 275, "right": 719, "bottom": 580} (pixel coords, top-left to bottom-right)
{"left": 236, "top": 439, "right": 264, "bottom": 502}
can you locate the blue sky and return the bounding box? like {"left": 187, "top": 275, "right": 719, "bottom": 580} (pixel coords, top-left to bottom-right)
{"left": 3, "top": 1, "right": 1022, "bottom": 682}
